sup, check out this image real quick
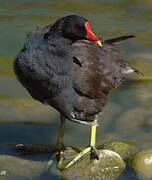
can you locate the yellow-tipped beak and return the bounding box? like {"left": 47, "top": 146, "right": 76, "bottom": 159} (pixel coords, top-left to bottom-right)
{"left": 95, "top": 40, "right": 102, "bottom": 46}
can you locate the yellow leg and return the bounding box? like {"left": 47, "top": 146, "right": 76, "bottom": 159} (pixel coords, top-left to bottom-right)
{"left": 89, "top": 120, "right": 99, "bottom": 159}
{"left": 64, "top": 118, "right": 98, "bottom": 169}
{"left": 90, "top": 120, "right": 97, "bottom": 147}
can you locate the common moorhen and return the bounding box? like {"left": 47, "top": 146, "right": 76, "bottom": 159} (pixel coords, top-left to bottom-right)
{"left": 14, "top": 15, "right": 136, "bottom": 169}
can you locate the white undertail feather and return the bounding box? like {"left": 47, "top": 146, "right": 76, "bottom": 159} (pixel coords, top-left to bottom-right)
{"left": 122, "top": 66, "right": 134, "bottom": 74}
{"left": 71, "top": 118, "right": 99, "bottom": 126}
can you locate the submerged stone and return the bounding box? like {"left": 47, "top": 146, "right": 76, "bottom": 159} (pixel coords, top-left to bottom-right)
{"left": 59, "top": 149, "right": 126, "bottom": 179}
{"left": 131, "top": 149, "right": 152, "bottom": 179}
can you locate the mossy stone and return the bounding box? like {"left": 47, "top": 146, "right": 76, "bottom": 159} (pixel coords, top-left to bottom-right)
{"left": 60, "top": 149, "right": 126, "bottom": 180}
{"left": 100, "top": 141, "right": 135, "bottom": 160}
{"left": 131, "top": 149, "right": 152, "bottom": 179}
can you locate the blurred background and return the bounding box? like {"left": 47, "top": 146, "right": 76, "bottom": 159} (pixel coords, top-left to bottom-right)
{"left": 0, "top": 0, "right": 151, "bottom": 179}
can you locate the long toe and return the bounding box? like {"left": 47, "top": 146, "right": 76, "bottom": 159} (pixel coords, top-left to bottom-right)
{"left": 64, "top": 146, "right": 92, "bottom": 169}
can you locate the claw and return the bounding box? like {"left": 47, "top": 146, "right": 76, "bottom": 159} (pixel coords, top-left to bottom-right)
{"left": 90, "top": 146, "right": 99, "bottom": 160}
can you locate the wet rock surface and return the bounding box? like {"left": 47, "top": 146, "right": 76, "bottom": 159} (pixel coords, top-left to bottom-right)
{"left": 100, "top": 141, "right": 136, "bottom": 160}
{"left": 131, "top": 149, "right": 152, "bottom": 179}
{"left": 1, "top": 141, "right": 152, "bottom": 179}
{"left": 0, "top": 148, "right": 126, "bottom": 180}
{"left": 58, "top": 149, "right": 126, "bottom": 180}
{"left": 0, "top": 155, "right": 47, "bottom": 180}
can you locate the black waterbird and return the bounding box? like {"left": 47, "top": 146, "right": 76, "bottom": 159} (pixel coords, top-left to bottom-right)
{"left": 14, "top": 15, "right": 136, "bottom": 169}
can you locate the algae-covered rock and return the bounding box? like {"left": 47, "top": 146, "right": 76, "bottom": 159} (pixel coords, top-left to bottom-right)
{"left": 0, "top": 155, "right": 47, "bottom": 180}
{"left": 59, "top": 149, "right": 126, "bottom": 180}
{"left": 100, "top": 141, "right": 136, "bottom": 160}
{"left": 131, "top": 149, "right": 152, "bottom": 179}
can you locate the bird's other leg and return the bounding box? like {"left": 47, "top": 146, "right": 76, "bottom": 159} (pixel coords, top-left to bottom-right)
{"left": 52, "top": 114, "right": 66, "bottom": 169}
{"left": 53, "top": 114, "right": 80, "bottom": 169}
{"left": 55, "top": 114, "right": 65, "bottom": 151}
{"left": 64, "top": 115, "right": 99, "bottom": 169}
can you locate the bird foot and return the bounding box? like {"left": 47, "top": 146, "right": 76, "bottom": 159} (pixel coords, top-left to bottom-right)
{"left": 62, "top": 146, "right": 99, "bottom": 170}
{"left": 48, "top": 145, "right": 81, "bottom": 170}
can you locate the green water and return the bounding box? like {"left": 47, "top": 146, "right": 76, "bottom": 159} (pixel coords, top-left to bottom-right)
{"left": 0, "top": 0, "right": 151, "bottom": 179}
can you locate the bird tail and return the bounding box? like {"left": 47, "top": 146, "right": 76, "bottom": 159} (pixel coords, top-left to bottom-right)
{"left": 104, "top": 35, "right": 143, "bottom": 76}
{"left": 104, "top": 35, "right": 135, "bottom": 44}
{"left": 122, "top": 62, "right": 143, "bottom": 77}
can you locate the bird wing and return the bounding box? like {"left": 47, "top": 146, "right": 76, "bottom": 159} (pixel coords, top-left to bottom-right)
{"left": 71, "top": 40, "right": 134, "bottom": 116}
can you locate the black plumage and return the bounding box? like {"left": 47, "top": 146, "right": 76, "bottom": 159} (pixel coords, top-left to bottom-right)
{"left": 14, "top": 15, "right": 135, "bottom": 125}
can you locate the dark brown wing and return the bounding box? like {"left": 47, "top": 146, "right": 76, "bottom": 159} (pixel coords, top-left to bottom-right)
{"left": 71, "top": 40, "right": 133, "bottom": 116}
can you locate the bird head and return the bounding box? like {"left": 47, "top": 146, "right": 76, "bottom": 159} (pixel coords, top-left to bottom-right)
{"left": 52, "top": 15, "right": 102, "bottom": 46}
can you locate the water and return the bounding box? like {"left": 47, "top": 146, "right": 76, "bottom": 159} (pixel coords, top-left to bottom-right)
{"left": 0, "top": 0, "right": 151, "bottom": 179}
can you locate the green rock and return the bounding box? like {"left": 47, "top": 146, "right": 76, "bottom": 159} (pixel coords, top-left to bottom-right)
{"left": 59, "top": 149, "right": 126, "bottom": 180}
{"left": 100, "top": 141, "right": 135, "bottom": 160}
{"left": 131, "top": 149, "right": 152, "bottom": 179}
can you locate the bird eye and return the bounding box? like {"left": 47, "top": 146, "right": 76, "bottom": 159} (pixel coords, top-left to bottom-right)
{"left": 74, "top": 25, "right": 81, "bottom": 32}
